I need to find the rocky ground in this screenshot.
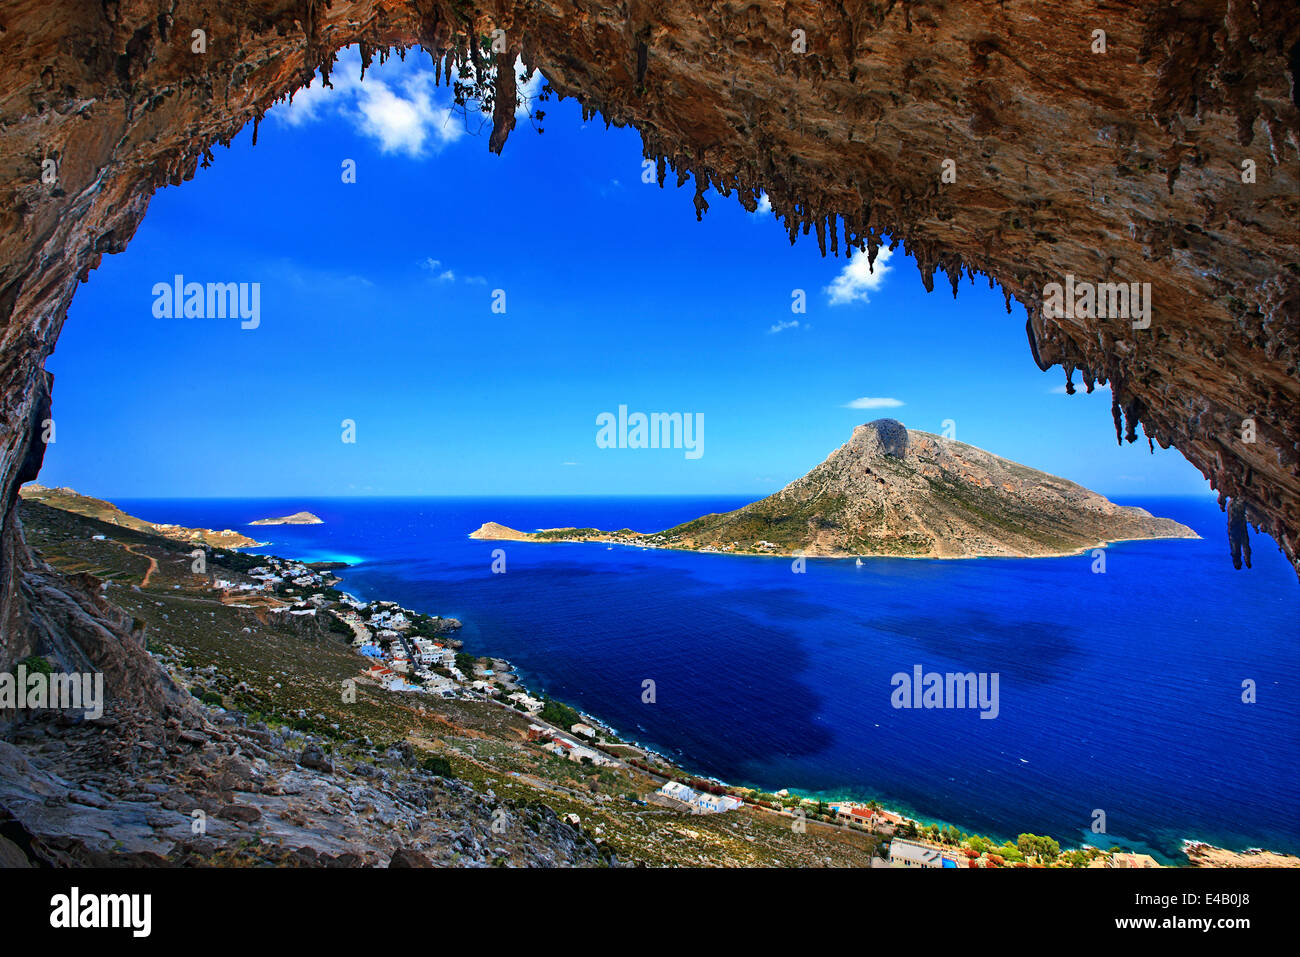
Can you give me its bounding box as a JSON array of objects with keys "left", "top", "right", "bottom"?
[
  {"left": 1184, "top": 843, "right": 1300, "bottom": 868},
  {"left": 0, "top": 707, "right": 606, "bottom": 868},
  {"left": 0, "top": 497, "right": 881, "bottom": 867}
]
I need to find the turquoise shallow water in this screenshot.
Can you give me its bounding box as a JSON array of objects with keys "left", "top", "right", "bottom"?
[{"left": 120, "top": 494, "right": 1300, "bottom": 861}]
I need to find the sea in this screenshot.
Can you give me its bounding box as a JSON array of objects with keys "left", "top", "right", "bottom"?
[{"left": 116, "top": 494, "right": 1299, "bottom": 862}]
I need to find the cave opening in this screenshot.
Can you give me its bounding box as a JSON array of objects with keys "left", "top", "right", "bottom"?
[
  {"left": 1, "top": 0, "right": 1298, "bottom": 878},
  {"left": 35, "top": 44, "right": 1226, "bottom": 515}
]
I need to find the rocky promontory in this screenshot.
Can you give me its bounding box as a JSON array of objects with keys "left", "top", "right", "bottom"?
[{"left": 19, "top": 485, "right": 262, "bottom": 549}]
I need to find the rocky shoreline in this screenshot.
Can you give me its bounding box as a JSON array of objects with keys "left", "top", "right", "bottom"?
[{"left": 470, "top": 522, "right": 1198, "bottom": 562}]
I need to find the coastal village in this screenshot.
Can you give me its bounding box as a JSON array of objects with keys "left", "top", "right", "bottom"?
[{"left": 216, "top": 555, "right": 645, "bottom": 771}]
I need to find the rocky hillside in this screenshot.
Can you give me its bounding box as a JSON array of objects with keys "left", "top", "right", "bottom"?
[
  {"left": 474, "top": 420, "right": 1197, "bottom": 558},
  {"left": 19, "top": 484, "right": 261, "bottom": 549},
  {"left": 1, "top": 496, "right": 883, "bottom": 867}
]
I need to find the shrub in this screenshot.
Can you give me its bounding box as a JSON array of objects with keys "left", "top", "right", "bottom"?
[
  {"left": 421, "top": 755, "right": 455, "bottom": 777},
  {"left": 539, "top": 697, "right": 581, "bottom": 729},
  {"left": 18, "top": 655, "right": 53, "bottom": 676}
]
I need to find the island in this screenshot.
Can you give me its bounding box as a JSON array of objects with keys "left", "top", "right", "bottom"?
[
  {"left": 250, "top": 511, "right": 324, "bottom": 526},
  {"left": 471, "top": 419, "right": 1199, "bottom": 559}
]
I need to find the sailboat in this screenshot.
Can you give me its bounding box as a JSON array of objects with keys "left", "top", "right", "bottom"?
[{"left": 855, "top": 558, "right": 864, "bottom": 566}]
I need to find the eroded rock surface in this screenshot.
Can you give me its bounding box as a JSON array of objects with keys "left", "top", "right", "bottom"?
[
  {"left": 0, "top": 708, "right": 607, "bottom": 867},
  {"left": 0, "top": 1, "right": 1297, "bottom": 679}
]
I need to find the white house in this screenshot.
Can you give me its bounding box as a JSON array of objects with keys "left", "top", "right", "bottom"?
[
  {"left": 658, "top": 781, "right": 699, "bottom": 804},
  {"left": 696, "top": 793, "right": 743, "bottom": 813},
  {"left": 888, "top": 839, "right": 948, "bottom": 868},
  {"left": 508, "top": 691, "right": 543, "bottom": 713}
]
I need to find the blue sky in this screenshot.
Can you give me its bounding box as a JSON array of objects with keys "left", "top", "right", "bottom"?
[{"left": 40, "top": 47, "right": 1212, "bottom": 499}]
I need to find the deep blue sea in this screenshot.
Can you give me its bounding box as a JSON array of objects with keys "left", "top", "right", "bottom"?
[{"left": 117, "top": 494, "right": 1299, "bottom": 862}]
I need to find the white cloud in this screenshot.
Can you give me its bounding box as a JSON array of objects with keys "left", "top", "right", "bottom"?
[
  {"left": 420, "top": 258, "right": 452, "bottom": 279},
  {"left": 1049, "top": 384, "right": 1069, "bottom": 394},
  {"left": 753, "top": 192, "right": 772, "bottom": 216},
  {"left": 357, "top": 80, "right": 432, "bottom": 155},
  {"left": 825, "top": 245, "right": 894, "bottom": 306},
  {"left": 356, "top": 69, "right": 466, "bottom": 157},
  {"left": 274, "top": 57, "right": 361, "bottom": 126},
  {"left": 269, "top": 45, "right": 513, "bottom": 158},
  {"left": 768, "top": 319, "right": 805, "bottom": 334},
  {"left": 842, "top": 397, "right": 904, "bottom": 409},
  {"left": 275, "top": 257, "right": 374, "bottom": 290}
]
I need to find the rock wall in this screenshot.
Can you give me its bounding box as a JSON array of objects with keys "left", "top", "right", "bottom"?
[{"left": 0, "top": 1, "right": 1297, "bottom": 667}]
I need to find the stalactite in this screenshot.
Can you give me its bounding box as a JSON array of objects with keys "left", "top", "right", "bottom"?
[
  {"left": 488, "top": 49, "right": 518, "bottom": 154},
  {"left": 918, "top": 255, "right": 936, "bottom": 294},
  {"left": 1228, "top": 498, "right": 1253, "bottom": 569},
  {"left": 469, "top": 29, "right": 482, "bottom": 77},
  {"left": 693, "top": 172, "right": 709, "bottom": 221}
]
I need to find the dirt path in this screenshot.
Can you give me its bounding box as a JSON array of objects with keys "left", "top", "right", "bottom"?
[{"left": 121, "top": 543, "right": 159, "bottom": 587}]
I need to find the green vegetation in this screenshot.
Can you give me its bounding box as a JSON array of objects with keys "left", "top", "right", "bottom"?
[
  {"left": 539, "top": 697, "right": 582, "bottom": 729},
  {"left": 420, "top": 755, "right": 455, "bottom": 777},
  {"left": 216, "top": 550, "right": 270, "bottom": 573},
  {"left": 664, "top": 493, "right": 853, "bottom": 549},
  {"left": 193, "top": 688, "right": 224, "bottom": 707},
  {"left": 1016, "top": 832, "right": 1061, "bottom": 862},
  {"left": 18, "top": 655, "right": 53, "bottom": 675},
  {"left": 532, "top": 527, "right": 601, "bottom": 540}
]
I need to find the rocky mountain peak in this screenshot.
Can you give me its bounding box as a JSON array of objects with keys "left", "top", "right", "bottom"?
[{"left": 850, "top": 419, "right": 911, "bottom": 459}]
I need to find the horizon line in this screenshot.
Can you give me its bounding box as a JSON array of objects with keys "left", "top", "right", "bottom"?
[{"left": 84, "top": 490, "right": 1223, "bottom": 501}]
